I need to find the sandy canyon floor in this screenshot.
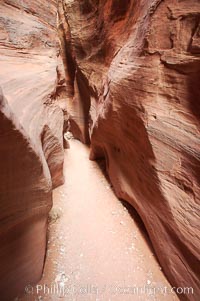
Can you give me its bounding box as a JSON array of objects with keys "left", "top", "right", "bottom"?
[{"left": 19, "top": 139, "right": 179, "bottom": 301}]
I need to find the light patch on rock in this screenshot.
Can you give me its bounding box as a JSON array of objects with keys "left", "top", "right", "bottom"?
[{"left": 48, "top": 206, "right": 63, "bottom": 223}]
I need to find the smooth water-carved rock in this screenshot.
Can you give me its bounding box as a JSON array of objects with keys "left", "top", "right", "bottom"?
[
  {"left": 0, "top": 89, "right": 52, "bottom": 301},
  {"left": 59, "top": 1, "right": 200, "bottom": 300},
  {"left": 0, "top": 1, "right": 65, "bottom": 299}
]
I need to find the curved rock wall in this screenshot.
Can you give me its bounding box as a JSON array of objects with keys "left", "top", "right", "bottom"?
[
  {"left": 0, "top": 1, "right": 66, "bottom": 299},
  {"left": 59, "top": 1, "right": 200, "bottom": 300},
  {"left": 0, "top": 89, "right": 52, "bottom": 300}
]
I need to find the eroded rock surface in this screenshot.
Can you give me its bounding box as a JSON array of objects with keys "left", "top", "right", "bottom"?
[
  {"left": 0, "top": 89, "right": 52, "bottom": 300},
  {"left": 59, "top": 1, "right": 200, "bottom": 300},
  {"left": 0, "top": 1, "right": 66, "bottom": 299}
]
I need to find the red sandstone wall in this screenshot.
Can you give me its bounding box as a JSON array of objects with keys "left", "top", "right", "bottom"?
[
  {"left": 0, "top": 1, "right": 66, "bottom": 299},
  {"left": 59, "top": 1, "right": 200, "bottom": 300}
]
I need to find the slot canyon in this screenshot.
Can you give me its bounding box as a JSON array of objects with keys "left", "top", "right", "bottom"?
[{"left": 0, "top": 0, "right": 199, "bottom": 301}]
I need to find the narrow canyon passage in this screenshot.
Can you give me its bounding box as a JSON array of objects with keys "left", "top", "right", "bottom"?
[
  {"left": 20, "top": 139, "right": 178, "bottom": 301},
  {"left": 0, "top": 1, "right": 199, "bottom": 300}
]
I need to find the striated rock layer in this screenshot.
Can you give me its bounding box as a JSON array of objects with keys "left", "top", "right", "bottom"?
[
  {"left": 59, "top": 0, "right": 200, "bottom": 300},
  {"left": 0, "top": 1, "right": 66, "bottom": 299}
]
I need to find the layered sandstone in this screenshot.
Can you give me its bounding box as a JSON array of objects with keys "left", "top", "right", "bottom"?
[
  {"left": 0, "top": 1, "right": 66, "bottom": 299},
  {"left": 59, "top": 1, "right": 200, "bottom": 300}
]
